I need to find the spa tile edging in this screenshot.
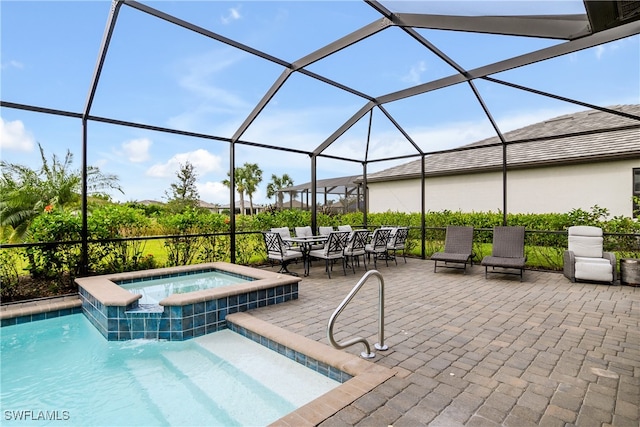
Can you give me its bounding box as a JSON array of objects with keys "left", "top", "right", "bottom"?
[
  {"left": 226, "top": 312, "right": 396, "bottom": 427},
  {"left": 75, "top": 263, "right": 301, "bottom": 341}
]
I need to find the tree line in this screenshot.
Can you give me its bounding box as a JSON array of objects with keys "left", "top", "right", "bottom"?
[{"left": 0, "top": 145, "right": 295, "bottom": 243}]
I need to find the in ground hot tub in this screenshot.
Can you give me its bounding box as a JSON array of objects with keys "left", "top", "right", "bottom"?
[{"left": 76, "top": 262, "right": 301, "bottom": 341}]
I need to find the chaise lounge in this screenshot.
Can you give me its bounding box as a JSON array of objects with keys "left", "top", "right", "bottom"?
[
  {"left": 481, "top": 226, "right": 527, "bottom": 281},
  {"left": 431, "top": 226, "right": 474, "bottom": 274}
]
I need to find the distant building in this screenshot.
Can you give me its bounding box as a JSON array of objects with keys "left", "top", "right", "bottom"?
[
  {"left": 215, "top": 200, "right": 266, "bottom": 215},
  {"left": 363, "top": 105, "right": 640, "bottom": 218}
]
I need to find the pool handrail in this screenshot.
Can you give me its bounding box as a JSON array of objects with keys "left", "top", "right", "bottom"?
[{"left": 327, "top": 270, "right": 388, "bottom": 359}]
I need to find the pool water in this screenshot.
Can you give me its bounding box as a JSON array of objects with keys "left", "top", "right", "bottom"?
[
  {"left": 118, "top": 271, "right": 250, "bottom": 305},
  {"left": 1, "top": 315, "right": 339, "bottom": 426}
]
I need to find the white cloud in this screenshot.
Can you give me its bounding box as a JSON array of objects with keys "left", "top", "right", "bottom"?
[
  {"left": 0, "top": 60, "right": 24, "bottom": 70},
  {"left": 198, "top": 181, "right": 229, "bottom": 204},
  {"left": 177, "top": 49, "right": 249, "bottom": 108},
  {"left": 0, "top": 118, "right": 35, "bottom": 152},
  {"left": 402, "top": 60, "right": 427, "bottom": 85},
  {"left": 221, "top": 6, "right": 242, "bottom": 24},
  {"left": 121, "top": 137, "right": 152, "bottom": 163},
  {"left": 146, "top": 149, "right": 223, "bottom": 178}
]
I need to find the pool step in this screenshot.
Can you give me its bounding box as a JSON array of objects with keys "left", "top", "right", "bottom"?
[
  {"left": 160, "top": 345, "right": 292, "bottom": 426},
  {"left": 125, "top": 357, "right": 231, "bottom": 426},
  {"left": 195, "top": 330, "right": 339, "bottom": 407}
]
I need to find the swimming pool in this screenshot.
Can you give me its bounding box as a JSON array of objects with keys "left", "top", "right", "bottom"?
[
  {"left": 117, "top": 270, "right": 251, "bottom": 305},
  {"left": 0, "top": 314, "right": 340, "bottom": 426}
]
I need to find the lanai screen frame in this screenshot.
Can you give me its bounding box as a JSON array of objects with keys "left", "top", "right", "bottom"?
[{"left": 2, "top": 0, "right": 640, "bottom": 272}]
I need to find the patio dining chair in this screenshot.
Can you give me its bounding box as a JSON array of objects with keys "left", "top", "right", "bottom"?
[
  {"left": 308, "top": 231, "right": 349, "bottom": 278},
  {"left": 365, "top": 228, "right": 392, "bottom": 268},
  {"left": 480, "top": 226, "right": 527, "bottom": 281},
  {"left": 318, "top": 226, "right": 334, "bottom": 236},
  {"left": 431, "top": 226, "right": 474, "bottom": 273},
  {"left": 342, "top": 229, "right": 369, "bottom": 273},
  {"left": 270, "top": 227, "right": 300, "bottom": 251},
  {"left": 386, "top": 227, "right": 409, "bottom": 265},
  {"left": 263, "top": 232, "right": 303, "bottom": 276},
  {"left": 294, "top": 226, "right": 324, "bottom": 250}
]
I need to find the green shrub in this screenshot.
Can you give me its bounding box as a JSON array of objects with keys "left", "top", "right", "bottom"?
[
  {"left": 0, "top": 248, "right": 21, "bottom": 299},
  {"left": 25, "top": 210, "right": 82, "bottom": 280}
]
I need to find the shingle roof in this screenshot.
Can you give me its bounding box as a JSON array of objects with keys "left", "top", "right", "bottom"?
[
  {"left": 366, "top": 105, "right": 640, "bottom": 182},
  {"left": 278, "top": 175, "right": 362, "bottom": 195}
]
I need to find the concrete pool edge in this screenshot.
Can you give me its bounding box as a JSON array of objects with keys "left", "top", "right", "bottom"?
[
  {"left": 1, "top": 295, "right": 82, "bottom": 325},
  {"left": 75, "top": 262, "right": 301, "bottom": 307},
  {"left": 75, "top": 262, "right": 302, "bottom": 340},
  {"left": 226, "top": 312, "right": 397, "bottom": 427}
]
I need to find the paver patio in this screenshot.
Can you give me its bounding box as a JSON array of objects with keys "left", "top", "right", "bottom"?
[{"left": 252, "top": 257, "right": 639, "bottom": 426}]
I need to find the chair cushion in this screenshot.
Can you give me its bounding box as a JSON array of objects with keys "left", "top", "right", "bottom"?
[
  {"left": 318, "top": 226, "right": 334, "bottom": 236},
  {"left": 295, "top": 226, "right": 313, "bottom": 238},
  {"left": 344, "top": 248, "right": 365, "bottom": 256},
  {"left": 574, "top": 256, "right": 611, "bottom": 265},
  {"left": 308, "top": 249, "right": 342, "bottom": 260},
  {"left": 338, "top": 225, "right": 352, "bottom": 232},
  {"left": 569, "top": 226, "right": 602, "bottom": 237},
  {"left": 365, "top": 244, "right": 386, "bottom": 253},
  {"left": 575, "top": 260, "right": 613, "bottom": 282},
  {"left": 271, "top": 227, "right": 291, "bottom": 239},
  {"left": 569, "top": 236, "right": 603, "bottom": 258}
]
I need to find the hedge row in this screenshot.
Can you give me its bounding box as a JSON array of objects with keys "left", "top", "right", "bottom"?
[{"left": 1, "top": 204, "right": 638, "bottom": 300}]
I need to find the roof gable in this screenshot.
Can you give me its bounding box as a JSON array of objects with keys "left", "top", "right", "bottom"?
[{"left": 367, "top": 105, "right": 640, "bottom": 181}]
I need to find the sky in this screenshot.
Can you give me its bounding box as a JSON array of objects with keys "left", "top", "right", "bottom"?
[{"left": 1, "top": 0, "right": 639, "bottom": 206}]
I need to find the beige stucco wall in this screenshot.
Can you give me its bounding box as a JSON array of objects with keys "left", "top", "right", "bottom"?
[{"left": 368, "top": 159, "right": 639, "bottom": 217}]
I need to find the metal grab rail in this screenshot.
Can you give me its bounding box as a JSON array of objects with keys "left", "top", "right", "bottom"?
[{"left": 327, "top": 270, "right": 388, "bottom": 359}]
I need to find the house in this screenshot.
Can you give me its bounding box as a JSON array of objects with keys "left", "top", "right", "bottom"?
[
  {"left": 363, "top": 105, "right": 640, "bottom": 218},
  {"left": 215, "top": 200, "right": 266, "bottom": 215}
]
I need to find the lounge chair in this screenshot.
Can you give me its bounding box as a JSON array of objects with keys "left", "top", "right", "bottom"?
[
  {"left": 309, "top": 231, "right": 349, "bottom": 278},
  {"left": 563, "top": 226, "right": 616, "bottom": 284},
  {"left": 481, "top": 226, "right": 527, "bottom": 281},
  {"left": 343, "top": 229, "right": 369, "bottom": 273},
  {"left": 263, "top": 232, "right": 303, "bottom": 276},
  {"left": 365, "top": 228, "right": 392, "bottom": 268},
  {"left": 431, "top": 226, "right": 474, "bottom": 273},
  {"left": 387, "top": 227, "right": 409, "bottom": 265}
]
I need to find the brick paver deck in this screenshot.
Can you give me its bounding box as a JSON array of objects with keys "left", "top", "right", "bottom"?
[{"left": 252, "top": 257, "right": 639, "bottom": 426}]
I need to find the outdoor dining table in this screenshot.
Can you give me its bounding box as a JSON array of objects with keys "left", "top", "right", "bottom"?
[{"left": 284, "top": 235, "right": 328, "bottom": 276}]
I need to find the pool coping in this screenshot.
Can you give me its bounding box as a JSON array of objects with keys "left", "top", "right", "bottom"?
[
  {"left": 75, "top": 262, "right": 302, "bottom": 341},
  {"left": 0, "top": 294, "right": 82, "bottom": 323},
  {"left": 226, "top": 312, "right": 397, "bottom": 427},
  {"left": 74, "top": 262, "right": 301, "bottom": 307}
]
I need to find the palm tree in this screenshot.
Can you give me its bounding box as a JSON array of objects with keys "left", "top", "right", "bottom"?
[
  {"left": 0, "top": 143, "right": 122, "bottom": 241},
  {"left": 266, "top": 173, "right": 294, "bottom": 209},
  {"left": 223, "top": 166, "right": 248, "bottom": 215},
  {"left": 242, "top": 163, "right": 262, "bottom": 215}
]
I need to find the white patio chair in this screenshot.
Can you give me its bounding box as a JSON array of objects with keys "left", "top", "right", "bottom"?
[
  {"left": 263, "top": 232, "right": 303, "bottom": 276},
  {"left": 387, "top": 227, "right": 409, "bottom": 265},
  {"left": 343, "top": 229, "right": 369, "bottom": 273},
  {"left": 563, "top": 226, "right": 616, "bottom": 284},
  {"left": 365, "top": 228, "right": 392, "bottom": 268},
  {"left": 308, "top": 231, "right": 349, "bottom": 278}
]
